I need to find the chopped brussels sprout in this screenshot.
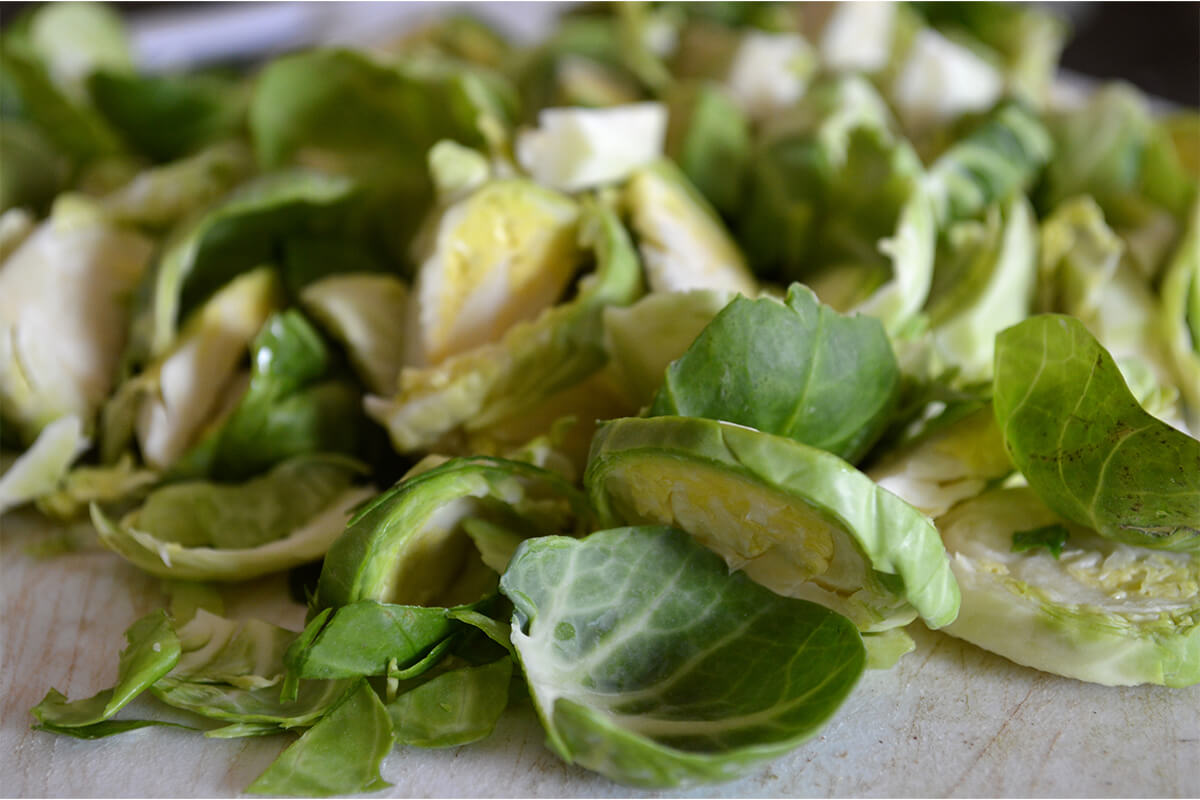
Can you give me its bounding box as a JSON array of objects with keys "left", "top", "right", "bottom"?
[
  {"left": 100, "top": 142, "right": 256, "bottom": 228},
  {"left": 925, "top": 194, "right": 1038, "bottom": 383},
  {"left": 724, "top": 31, "right": 816, "bottom": 121},
  {"left": 819, "top": 1, "right": 898, "bottom": 74},
  {"left": 867, "top": 406, "right": 1012, "bottom": 519},
  {"left": 135, "top": 267, "right": 281, "bottom": 471},
  {"left": 1159, "top": 201, "right": 1200, "bottom": 431},
  {"left": 939, "top": 488, "right": 1199, "bottom": 687},
  {"left": 586, "top": 416, "right": 960, "bottom": 631},
  {"left": 0, "top": 206, "right": 153, "bottom": 444},
  {"left": 0, "top": 414, "right": 87, "bottom": 516},
  {"left": 602, "top": 288, "right": 735, "bottom": 409},
  {"left": 406, "top": 177, "right": 581, "bottom": 367},
  {"left": 623, "top": 160, "right": 756, "bottom": 296},
  {"left": 516, "top": 103, "right": 668, "bottom": 192},
  {"left": 365, "top": 201, "right": 642, "bottom": 453},
  {"left": 889, "top": 28, "right": 1004, "bottom": 132}
]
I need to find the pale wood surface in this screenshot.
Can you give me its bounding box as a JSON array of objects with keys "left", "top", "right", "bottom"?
[{"left": 2, "top": 508, "right": 1197, "bottom": 798}]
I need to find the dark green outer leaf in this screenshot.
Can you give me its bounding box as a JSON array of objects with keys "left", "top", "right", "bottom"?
[
  {"left": 649, "top": 284, "right": 899, "bottom": 464},
  {"left": 500, "top": 526, "right": 864, "bottom": 788},
  {"left": 88, "top": 69, "right": 246, "bottom": 162},
  {"left": 246, "top": 680, "right": 394, "bottom": 797},
  {"left": 993, "top": 314, "right": 1200, "bottom": 551}
]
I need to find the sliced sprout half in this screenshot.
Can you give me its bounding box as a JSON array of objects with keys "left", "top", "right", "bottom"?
[
  {"left": 938, "top": 487, "right": 1200, "bottom": 687},
  {"left": 365, "top": 200, "right": 643, "bottom": 454},
  {"left": 926, "top": 193, "right": 1038, "bottom": 383},
  {"left": 405, "top": 177, "right": 582, "bottom": 367},
  {"left": 586, "top": 416, "right": 960, "bottom": 631},
  {"left": 0, "top": 208, "right": 153, "bottom": 444},
  {"left": 867, "top": 405, "right": 1012, "bottom": 519},
  {"left": 623, "top": 160, "right": 757, "bottom": 296},
  {"left": 516, "top": 102, "right": 668, "bottom": 193}
]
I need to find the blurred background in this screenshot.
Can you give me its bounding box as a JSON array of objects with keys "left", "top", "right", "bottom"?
[{"left": 1, "top": 1, "right": 1197, "bottom": 106}]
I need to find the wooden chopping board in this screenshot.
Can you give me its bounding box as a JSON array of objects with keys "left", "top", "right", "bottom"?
[{"left": 2, "top": 507, "right": 1197, "bottom": 798}]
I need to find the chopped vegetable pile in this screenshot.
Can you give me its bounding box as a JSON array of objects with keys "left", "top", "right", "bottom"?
[{"left": 2, "top": 1, "right": 1198, "bottom": 793}]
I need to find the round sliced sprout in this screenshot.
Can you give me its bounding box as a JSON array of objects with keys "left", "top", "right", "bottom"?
[
  {"left": 406, "top": 178, "right": 582, "bottom": 367},
  {"left": 136, "top": 267, "right": 282, "bottom": 470},
  {"left": 300, "top": 272, "right": 410, "bottom": 396},
  {"left": 623, "top": 161, "right": 757, "bottom": 296},
  {"left": 0, "top": 208, "right": 153, "bottom": 444},
  {"left": 938, "top": 487, "right": 1200, "bottom": 687},
  {"left": 314, "top": 456, "right": 591, "bottom": 612},
  {"left": 516, "top": 103, "right": 668, "bottom": 193},
  {"left": 586, "top": 416, "right": 960, "bottom": 631}
]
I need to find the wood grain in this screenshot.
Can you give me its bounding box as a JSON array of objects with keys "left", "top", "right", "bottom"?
[{"left": 2, "top": 508, "right": 1197, "bottom": 798}]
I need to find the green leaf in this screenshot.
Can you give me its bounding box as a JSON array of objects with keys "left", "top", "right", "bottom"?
[
  {"left": 388, "top": 658, "right": 512, "bottom": 747},
  {"left": 500, "top": 526, "right": 864, "bottom": 788},
  {"left": 246, "top": 680, "right": 394, "bottom": 797},
  {"left": 152, "top": 677, "right": 350, "bottom": 730},
  {"left": 993, "top": 315, "right": 1200, "bottom": 551},
  {"left": 285, "top": 602, "right": 456, "bottom": 680},
  {"left": 649, "top": 284, "right": 899, "bottom": 463},
  {"left": 32, "top": 611, "right": 180, "bottom": 732},
  {"left": 1011, "top": 523, "right": 1070, "bottom": 558},
  {"left": 34, "top": 716, "right": 194, "bottom": 739},
  {"left": 136, "top": 456, "right": 362, "bottom": 550},
  {"left": 88, "top": 70, "right": 246, "bottom": 162},
  {"left": 0, "top": 45, "right": 123, "bottom": 167}
]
